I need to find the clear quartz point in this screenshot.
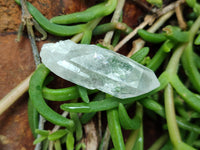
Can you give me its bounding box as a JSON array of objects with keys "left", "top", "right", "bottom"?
[{"left": 40, "top": 40, "right": 160, "bottom": 99}]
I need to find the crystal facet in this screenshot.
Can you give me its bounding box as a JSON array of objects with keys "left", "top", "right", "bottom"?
[{"left": 40, "top": 40, "right": 160, "bottom": 99}]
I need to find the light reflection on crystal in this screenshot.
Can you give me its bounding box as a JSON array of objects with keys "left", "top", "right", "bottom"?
[{"left": 40, "top": 40, "right": 160, "bottom": 99}]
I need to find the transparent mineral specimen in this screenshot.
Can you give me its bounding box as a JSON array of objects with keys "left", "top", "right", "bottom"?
[{"left": 40, "top": 40, "right": 160, "bottom": 99}]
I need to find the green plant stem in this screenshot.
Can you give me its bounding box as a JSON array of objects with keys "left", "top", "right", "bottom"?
[
  {"left": 170, "top": 75, "right": 200, "bottom": 112},
  {"left": 193, "top": 140, "right": 200, "bottom": 148},
  {"left": 148, "top": 134, "right": 168, "bottom": 150},
  {"left": 162, "top": 41, "right": 200, "bottom": 112},
  {"left": 60, "top": 70, "right": 169, "bottom": 113},
  {"left": 132, "top": 124, "right": 143, "bottom": 150},
  {"left": 107, "top": 108, "right": 125, "bottom": 150},
  {"left": 29, "top": 64, "right": 74, "bottom": 129},
  {"left": 112, "top": 14, "right": 123, "bottom": 47},
  {"left": 176, "top": 102, "right": 190, "bottom": 121},
  {"left": 66, "top": 132, "right": 75, "bottom": 150},
  {"left": 19, "top": 2, "right": 45, "bottom": 150},
  {"left": 163, "top": 25, "right": 189, "bottom": 43},
  {"left": 130, "top": 47, "right": 149, "bottom": 63},
  {"left": 80, "top": 92, "right": 105, "bottom": 124},
  {"left": 160, "top": 140, "right": 173, "bottom": 150},
  {"left": 147, "top": 40, "right": 175, "bottom": 71},
  {"left": 140, "top": 97, "right": 200, "bottom": 133},
  {"left": 139, "top": 98, "right": 165, "bottom": 117},
  {"left": 189, "top": 15, "right": 200, "bottom": 39},
  {"left": 186, "top": 131, "right": 199, "bottom": 146},
  {"left": 81, "top": 17, "right": 102, "bottom": 44},
  {"left": 118, "top": 103, "right": 141, "bottom": 130},
  {"left": 70, "top": 112, "right": 83, "bottom": 141},
  {"left": 77, "top": 86, "right": 90, "bottom": 103},
  {"left": 28, "top": 99, "right": 39, "bottom": 138},
  {"left": 98, "top": 126, "right": 110, "bottom": 150},
  {"left": 42, "top": 86, "right": 97, "bottom": 101},
  {"left": 137, "top": 29, "right": 167, "bottom": 43},
  {"left": 93, "top": 22, "right": 132, "bottom": 35},
  {"left": 50, "top": 0, "right": 117, "bottom": 24},
  {"left": 176, "top": 142, "right": 196, "bottom": 150},
  {"left": 164, "top": 84, "right": 181, "bottom": 148},
  {"left": 182, "top": 41, "right": 200, "bottom": 93},
  {"left": 125, "top": 103, "right": 143, "bottom": 150},
  {"left": 131, "top": 103, "right": 143, "bottom": 150},
  {"left": 181, "top": 15, "right": 200, "bottom": 93},
  {"left": 165, "top": 43, "right": 187, "bottom": 74},
  {"left": 164, "top": 84, "right": 196, "bottom": 150},
  {"left": 193, "top": 53, "right": 200, "bottom": 69},
  {"left": 125, "top": 130, "right": 139, "bottom": 150},
  {"left": 54, "top": 140, "right": 62, "bottom": 150},
  {"left": 103, "top": 0, "right": 125, "bottom": 45},
  {"left": 194, "top": 33, "right": 200, "bottom": 45},
  {"left": 15, "top": 0, "right": 87, "bottom": 36}
]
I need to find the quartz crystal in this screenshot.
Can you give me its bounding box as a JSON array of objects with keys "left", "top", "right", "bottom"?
[{"left": 40, "top": 40, "right": 160, "bottom": 99}]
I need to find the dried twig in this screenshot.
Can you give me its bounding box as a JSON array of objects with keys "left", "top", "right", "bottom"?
[
  {"left": 133, "top": 0, "right": 156, "bottom": 13},
  {"left": 103, "top": 0, "right": 125, "bottom": 46},
  {"left": 1, "top": 0, "right": 48, "bottom": 116},
  {"left": 0, "top": 73, "right": 33, "bottom": 115},
  {"left": 20, "top": 0, "right": 41, "bottom": 66},
  {"left": 175, "top": 5, "right": 187, "bottom": 30},
  {"left": 97, "top": 112, "right": 102, "bottom": 142},
  {"left": 148, "top": 10, "right": 175, "bottom": 33},
  {"left": 18, "top": 1, "right": 47, "bottom": 150},
  {"left": 100, "top": 126, "right": 111, "bottom": 150},
  {"left": 71, "top": 33, "right": 84, "bottom": 43},
  {"left": 48, "top": 111, "right": 69, "bottom": 150},
  {"left": 127, "top": 10, "right": 174, "bottom": 56},
  {"left": 156, "top": 0, "right": 185, "bottom": 17},
  {"left": 127, "top": 38, "right": 145, "bottom": 57},
  {"left": 114, "top": 0, "right": 185, "bottom": 52},
  {"left": 114, "top": 15, "right": 156, "bottom": 52},
  {"left": 84, "top": 121, "right": 98, "bottom": 150}
]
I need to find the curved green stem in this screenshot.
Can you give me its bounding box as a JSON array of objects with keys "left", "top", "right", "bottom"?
[
  {"left": 164, "top": 84, "right": 196, "bottom": 150},
  {"left": 148, "top": 134, "right": 168, "bottom": 150},
  {"left": 147, "top": 40, "right": 175, "bottom": 71},
  {"left": 170, "top": 75, "right": 200, "bottom": 112},
  {"left": 93, "top": 22, "right": 132, "bottom": 35},
  {"left": 186, "top": 131, "right": 199, "bottom": 146},
  {"left": 50, "top": 0, "right": 117, "bottom": 24},
  {"left": 141, "top": 98, "right": 200, "bottom": 133},
  {"left": 118, "top": 103, "right": 141, "bottom": 130},
  {"left": 29, "top": 64, "right": 74, "bottom": 129},
  {"left": 181, "top": 15, "right": 200, "bottom": 93},
  {"left": 42, "top": 86, "right": 97, "bottom": 101},
  {"left": 181, "top": 42, "right": 200, "bottom": 93},
  {"left": 15, "top": 0, "right": 87, "bottom": 36},
  {"left": 107, "top": 108, "right": 125, "bottom": 150},
  {"left": 165, "top": 43, "right": 187, "bottom": 74},
  {"left": 125, "top": 103, "right": 143, "bottom": 150},
  {"left": 81, "top": 17, "right": 102, "bottom": 44},
  {"left": 189, "top": 15, "right": 200, "bottom": 39},
  {"left": 164, "top": 84, "right": 181, "bottom": 147},
  {"left": 28, "top": 98, "right": 39, "bottom": 138}
]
